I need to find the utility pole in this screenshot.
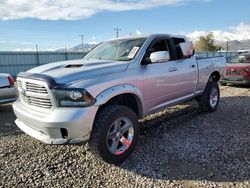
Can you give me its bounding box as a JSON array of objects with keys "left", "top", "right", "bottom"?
[
  {"left": 114, "top": 27, "right": 121, "bottom": 38},
  {"left": 65, "top": 45, "right": 68, "bottom": 60},
  {"left": 225, "top": 37, "right": 230, "bottom": 52},
  {"left": 79, "top": 34, "right": 85, "bottom": 51},
  {"left": 35, "top": 44, "right": 39, "bottom": 66}
]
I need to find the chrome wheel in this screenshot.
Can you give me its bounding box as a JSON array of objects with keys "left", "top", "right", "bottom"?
[
  {"left": 106, "top": 117, "right": 134, "bottom": 155},
  {"left": 209, "top": 87, "right": 218, "bottom": 108}
]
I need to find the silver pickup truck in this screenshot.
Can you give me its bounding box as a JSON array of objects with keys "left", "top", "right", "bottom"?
[{"left": 13, "top": 34, "right": 226, "bottom": 164}]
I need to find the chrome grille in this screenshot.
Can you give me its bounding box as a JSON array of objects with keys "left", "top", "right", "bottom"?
[
  {"left": 28, "top": 96, "right": 52, "bottom": 109},
  {"left": 17, "top": 79, "right": 52, "bottom": 109},
  {"left": 17, "top": 80, "right": 22, "bottom": 88},
  {"left": 26, "top": 82, "right": 48, "bottom": 94}
]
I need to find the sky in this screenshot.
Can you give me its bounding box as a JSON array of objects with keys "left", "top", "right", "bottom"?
[{"left": 0, "top": 0, "right": 250, "bottom": 51}]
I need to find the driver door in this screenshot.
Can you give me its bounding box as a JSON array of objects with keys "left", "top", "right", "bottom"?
[{"left": 142, "top": 38, "right": 184, "bottom": 114}]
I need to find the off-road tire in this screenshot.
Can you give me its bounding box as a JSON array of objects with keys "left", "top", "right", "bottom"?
[
  {"left": 197, "top": 81, "right": 220, "bottom": 112},
  {"left": 89, "top": 105, "right": 139, "bottom": 164}
]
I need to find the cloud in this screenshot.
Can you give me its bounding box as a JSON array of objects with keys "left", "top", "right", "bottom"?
[
  {"left": 20, "top": 41, "right": 33, "bottom": 45},
  {"left": 187, "top": 22, "right": 250, "bottom": 42},
  {"left": 0, "top": 0, "right": 208, "bottom": 20},
  {"left": 45, "top": 48, "right": 57, "bottom": 51},
  {"left": 136, "top": 30, "right": 142, "bottom": 35},
  {"left": 13, "top": 47, "right": 59, "bottom": 51},
  {"left": 89, "top": 41, "right": 98, "bottom": 45},
  {"left": 13, "top": 48, "right": 36, "bottom": 51},
  {"left": 88, "top": 36, "right": 100, "bottom": 45}
]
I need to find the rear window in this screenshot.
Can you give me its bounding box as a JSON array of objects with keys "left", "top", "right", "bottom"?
[
  {"left": 172, "top": 37, "right": 186, "bottom": 60},
  {"left": 230, "top": 53, "right": 250, "bottom": 64}
]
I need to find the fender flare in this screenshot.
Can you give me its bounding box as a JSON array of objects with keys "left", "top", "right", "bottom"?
[{"left": 94, "top": 84, "right": 144, "bottom": 118}]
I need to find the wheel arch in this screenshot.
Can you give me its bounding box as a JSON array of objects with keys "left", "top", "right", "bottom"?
[
  {"left": 95, "top": 84, "right": 144, "bottom": 119},
  {"left": 208, "top": 71, "right": 221, "bottom": 82}
]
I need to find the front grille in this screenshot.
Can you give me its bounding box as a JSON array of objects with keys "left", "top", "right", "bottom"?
[
  {"left": 17, "top": 80, "right": 22, "bottom": 88},
  {"left": 17, "top": 79, "right": 52, "bottom": 109},
  {"left": 28, "top": 96, "right": 52, "bottom": 109},
  {"left": 226, "top": 70, "right": 241, "bottom": 75},
  {"left": 26, "top": 82, "right": 48, "bottom": 94}
]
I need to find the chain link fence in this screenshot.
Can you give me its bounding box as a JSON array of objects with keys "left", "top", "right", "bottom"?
[
  {"left": 0, "top": 51, "right": 239, "bottom": 76},
  {"left": 0, "top": 51, "right": 86, "bottom": 76}
]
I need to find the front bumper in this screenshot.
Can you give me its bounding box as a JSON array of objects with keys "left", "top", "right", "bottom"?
[
  {"left": 221, "top": 76, "right": 250, "bottom": 85},
  {"left": 13, "top": 99, "right": 98, "bottom": 144}
]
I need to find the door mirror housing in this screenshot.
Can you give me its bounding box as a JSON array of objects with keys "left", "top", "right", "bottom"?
[
  {"left": 150, "top": 51, "right": 170, "bottom": 63},
  {"left": 179, "top": 42, "right": 194, "bottom": 58}
]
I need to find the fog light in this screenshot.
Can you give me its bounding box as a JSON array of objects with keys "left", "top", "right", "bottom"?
[{"left": 60, "top": 128, "right": 68, "bottom": 139}]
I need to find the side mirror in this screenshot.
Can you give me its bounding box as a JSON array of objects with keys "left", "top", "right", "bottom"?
[
  {"left": 179, "top": 42, "right": 194, "bottom": 58},
  {"left": 150, "top": 51, "right": 170, "bottom": 63}
]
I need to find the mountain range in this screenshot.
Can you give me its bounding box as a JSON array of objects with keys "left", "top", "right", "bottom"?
[
  {"left": 215, "top": 39, "right": 250, "bottom": 51},
  {"left": 57, "top": 39, "right": 250, "bottom": 52},
  {"left": 57, "top": 43, "right": 96, "bottom": 52}
]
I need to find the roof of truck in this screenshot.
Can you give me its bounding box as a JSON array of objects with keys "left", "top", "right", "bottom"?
[{"left": 107, "top": 34, "right": 188, "bottom": 41}]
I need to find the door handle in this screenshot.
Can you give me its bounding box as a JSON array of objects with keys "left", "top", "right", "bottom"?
[
  {"left": 190, "top": 64, "right": 196, "bottom": 68},
  {"left": 168, "top": 67, "right": 177, "bottom": 72}
]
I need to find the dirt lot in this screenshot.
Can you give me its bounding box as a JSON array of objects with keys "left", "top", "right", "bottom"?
[{"left": 0, "top": 85, "right": 249, "bottom": 188}]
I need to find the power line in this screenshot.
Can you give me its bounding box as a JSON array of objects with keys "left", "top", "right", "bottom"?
[{"left": 114, "top": 27, "right": 122, "bottom": 38}]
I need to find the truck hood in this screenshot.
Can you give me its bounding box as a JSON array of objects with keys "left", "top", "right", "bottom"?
[{"left": 27, "top": 59, "right": 129, "bottom": 84}]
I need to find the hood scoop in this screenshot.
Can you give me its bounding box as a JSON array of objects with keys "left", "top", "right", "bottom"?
[{"left": 65, "top": 64, "right": 84, "bottom": 68}]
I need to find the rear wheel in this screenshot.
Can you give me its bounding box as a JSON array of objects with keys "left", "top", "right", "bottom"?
[
  {"left": 89, "top": 105, "right": 139, "bottom": 164},
  {"left": 197, "top": 81, "right": 220, "bottom": 112}
]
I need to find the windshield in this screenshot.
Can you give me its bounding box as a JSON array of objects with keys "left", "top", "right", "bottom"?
[
  {"left": 230, "top": 53, "right": 250, "bottom": 64},
  {"left": 84, "top": 37, "right": 147, "bottom": 61}
]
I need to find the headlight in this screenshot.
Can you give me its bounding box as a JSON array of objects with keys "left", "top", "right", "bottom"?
[
  {"left": 52, "top": 88, "right": 96, "bottom": 107},
  {"left": 245, "top": 68, "right": 250, "bottom": 72}
]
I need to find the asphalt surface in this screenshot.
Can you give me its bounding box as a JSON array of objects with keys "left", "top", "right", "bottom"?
[{"left": 0, "top": 85, "right": 249, "bottom": 187}]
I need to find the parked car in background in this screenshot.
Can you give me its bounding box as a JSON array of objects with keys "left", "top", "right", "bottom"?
[
  {"left": 221, "top": 52, "right": 250, "bottom": 85},
  {"left": 0, "top": 73, "right": 17, "bottom": 105},
  {"left": 13, "top": 34, "right": 226, "bottom": 164}
]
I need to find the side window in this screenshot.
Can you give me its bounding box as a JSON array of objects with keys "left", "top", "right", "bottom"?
[
  {"left": 146, "top": 39, "right": 171, "bottom": 63},
  {"left": 149, "top": 40, "right": 168, "bottom": 53},
  {"left": 172, "top": 37, "right": 186, "bottom": 60}
]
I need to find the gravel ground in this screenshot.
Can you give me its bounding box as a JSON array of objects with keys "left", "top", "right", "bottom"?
[{"left": 0, "top": 85, "right": 249, "bottom": 188}]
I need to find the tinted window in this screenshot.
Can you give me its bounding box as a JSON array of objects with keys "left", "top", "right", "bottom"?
[
  {"left": 149, "top": 40, "right": 168, "bottom": 52},
  {"left": 144, "top": 39, "right": 171, "bottom": 63},
  {"left": 230, "top": 53, "right": 250, "bottom": 64},
  {"left": 172, "top": 37, "right": 186, "bottom": 60},
  {"left": 84, "top": 37, "right": 147, "bottom": 61}
]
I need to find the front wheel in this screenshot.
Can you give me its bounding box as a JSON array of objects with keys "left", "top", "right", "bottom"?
[
  {"left": 197, "top": 81, "right": 220, "bottom": 112},
  {"left": 89, "top": 105, "right": 139, "bottom": 164}
]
